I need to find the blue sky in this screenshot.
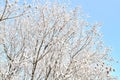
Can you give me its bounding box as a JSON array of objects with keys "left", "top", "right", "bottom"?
[{"left": 70, "top": 0, "right": 120, "bottom": 78}]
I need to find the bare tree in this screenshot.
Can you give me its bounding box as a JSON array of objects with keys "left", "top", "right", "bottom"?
[{"left": 0, "top": 0, "right": 117, "bottom": 80}]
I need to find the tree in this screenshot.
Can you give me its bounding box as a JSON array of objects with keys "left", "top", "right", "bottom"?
[{"left": 0, "top": 0, "right": 117, "bottom": 80}]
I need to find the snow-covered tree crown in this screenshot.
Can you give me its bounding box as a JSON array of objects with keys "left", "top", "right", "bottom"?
[{"left": 0, "top": 0, "right": 117, "bottom": 80}]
